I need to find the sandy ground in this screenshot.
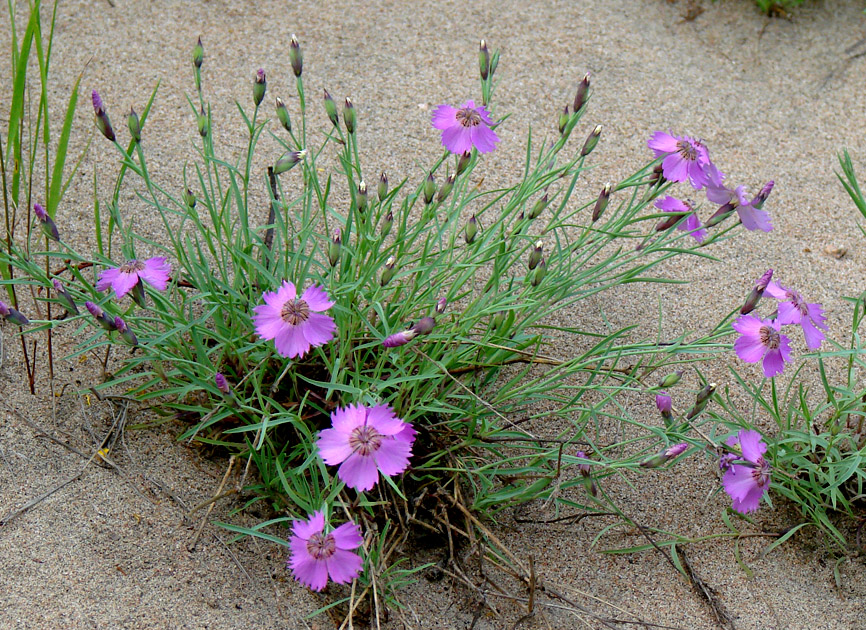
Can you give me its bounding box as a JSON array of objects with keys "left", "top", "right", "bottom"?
[{"left": 2, "top": 0, "right": 866, "bottom": 628}]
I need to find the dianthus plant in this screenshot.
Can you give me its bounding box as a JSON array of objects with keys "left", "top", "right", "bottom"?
[{"left": 2, "top": 35, "right": 768, "bottom": 618}]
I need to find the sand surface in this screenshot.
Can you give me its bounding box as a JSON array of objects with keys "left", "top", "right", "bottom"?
[{"left": 2, "top": 0, "right": 866, "bottom": 628}]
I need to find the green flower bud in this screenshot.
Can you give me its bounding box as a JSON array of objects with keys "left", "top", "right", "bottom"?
[
  {"left": 658, "top": 370, "right": 684, "bottom": 389},
  {"left": 380, "top": 210, "right": 393, "bottom": 237},
  {"left": 528, "top": 240, "right": 543, "bottom": 270},
  {"left": 457, "top": 151, "right": 472, "bottom": 175},
  {"left": 323, "top": 89, "right": 339, "bottom": 127},
  {"left": 558, "top": 105, "right": 570, "bottom": 135},
  {"left": 183, "top": 188, "right": 196, "bottom": 210},
  {"left": 437, "top": 173, "right": 455, "bottom": 203},
  {"left": 193, "top": 36, "right": 204, "bottom": 69},
  {"left": 355, "top": 181, "right": 368, "bottom": 213},
  {"left": 378, "top": 171, "right": 389, "bottom": 201},
  {"left": 479, "top": 39, "right": 490, "bottom": 80},
  {"left": 289, "top": 34, "right": 303, "bottom": 77},
  {"left": 581, "top": 124, "right": 602, "bottom": 157},
  {"left": 530, "top": 257, "right": 547, "bottom": 287},
  {"left": 592, "top": 183, "right": 612, "bottom": 222},
  {"left": 490, "top": 310, "right": 505, "bottom": 331},
  {"left": 529, "top": 193, "right": 548, "bottom": 220},
  {"left": 423, "top": 172, "right": 436, "bottom": 205},
  {"left": 275, "top": 97, "right": 292, "bottom": 132},
  {"left": 343, "top": 97, "right": 356, "bottom": 134},
  {"left": 127, "top": 107, "right": 141, "bottom": 143},
  {"left": 464, "top": 214, "right": 478, "bottom": 244},
  {"left": 380, "top": 256, "right": 397, "bottom": 286},
  {"left": 274, "top": 150, "right": 305, "bottom": 174},
  {"left": 197, "top": 106, "right": 208, "bottom": 137},
  {"left": 253, "top": 68, "right": 267, "bottom": 107},
  {"left": 686, "top": 383, "right": 717, "bottom": 420},
  {"left": 328, "top": 229, "right": 341, "bottom": 267}
]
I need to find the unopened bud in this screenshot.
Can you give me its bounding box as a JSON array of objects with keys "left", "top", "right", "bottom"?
[
  {"left": 355, "top": 181, "right": 368, "bottom": 212},
  {"left": 52, "top": 278, "right": 78, "bottom": 316},
  {"left": 382, "top": 316, "right": 436, "bottom": 348},
  {"left": 686, "top": 383, "right": 717, "bottom": 420},
  {"left": 529, "top": 194, "right": 548, "bottom": 220},
  {"left": 490, "top": 311, "right": 505, "bottom": 331},
  {"left": 573, "top": 72, "right": 590, "bottom": 113},
  {"left": 423, "top": 173, "right": 436, "bottom": 205},
  {"left": 378, "top": 171, "right": 389, "bottom": 201},
  {"left": 437, "top": 173, "right": 455, "bottom": 203},
  {"left": 464, "top": 214, "right": 478, "bottom": 244},
  {"left": 479, "top": 39, "right": 490, "bottom": 80},
  {"left": 558, "top": 105, "right": 570, "bottom": 135},
  {"left": 197, "top": 106, "right": 208, "bottom": 137},
  {"left": 528, "top": 240, "right": 543, "bottom": 270},
  {"left": 530, "top": 257, "right": 547, "bottom": 287},
  {"left": 381, "top": 211, "right": 393, "bottom": 237},
  {"left": 323, "top": 89, "right": 339, "bottom": 127},
  {"left": 92, "top": 90, "right": 116, "bottom": 142},
  {"left": 33, "top": 203, "right": 60, "bottom": 241},
  {"left": 751, "top": 180, "right": 774, "bottom": 210},
  {"left": 741, "top": 269, "right": 773, "bottom": 315},
  {"left": 640, "top": 442, "right": 688, "bottom": 469},
  {"left": 85, "top": 301, "right": 116, "bottom": 332},
  {"left": 127, "top": 107, "right": 141, "bottom": 143},
  {"left": 253, "top": 68, "right": 267, "bottom": 107},
  {"left": 328, "top": 229, "right": 342, "bottom": 267},
  {"left": 114, "top": 316, "right": 138, "bottom": 346},
  {"left": 580, "top": 124, "right": 602, "bottom": 157},
  {"left": 705, "top": 201, "right": 736, "bottom": 228},
  {"left": 214, "top": 373, "right": 231, "bottom": 395},
  {"left": 343, "top": 97, "right": 356, "bottom": 134},
  {"left": 289, "top": 35, "right": 303, "bottom": 77},
  {"left": 576, "top": 451, "right": 597, "bottom": 496},
  {"left": 380, "top": 256, "right": 397, "bottom": 286},
  {"left": 457, "top": 152, "right": 472, "bottom": 175},
  {"left": 656, "top": 392, "right": 673, "bottom": 425},
  {"left": 0, "top": 299, "right": 29, "bottom": 327},
  {"left": 435, "top": 297, "right": 448, "bottom": 314},
  {"left": 274, "top": 150, "right": 305, "bottom": 174},
  {"left": 275, "top": 97, "right": 292, "bottom": 132},
  {"left": 413, "top": 316, "right": 436, "bottom": 336},
  {"left": 649, "top": 163, "right": 665, "bottom": 187},
  {"left": 130, "top": 281, "right": 147, "bottom": 309},
  {"left": 658, "top": 371, "right": 683, "bottom": 389},
  {"left": 592, "top": 184, "right": 612, "bottom": 222},
  {"left": 193, "top": 36, "right": 204, "bottom": 69},
  {"left": 183, "top": 188, "right": 196, "bottom": 209}
]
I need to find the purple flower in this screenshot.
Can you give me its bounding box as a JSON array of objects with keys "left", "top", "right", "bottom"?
[
  {"left": 706, "top": 183, "right": 772, "bottom": 232},
  {"left": 215, "top": 373, "right": 230, "bottom": 394},
  {"left": 656, "top": 392, "right": 673, "bottom": 423},
  {"left": 432, "top": 100, "right": 500, "bottom": 154},
  {"left": 317, "top": 403, "right": 414, "bottom": 492},
  {"left": 91, "top": 90, "right": 116, "bottom": 142},
  {"left": 647, "top": 131, "right": 712, "bottom": 190},
  {"left": 96, "top": 257, "right": 171, "bottom": 299},
  {"left": 252, "top": 281, "right": 336, "bottom": 359},
  {"left": 288, "top": 510, "right": 363, "bottom": 592},
  {"left": 382, "top": 316, "right": 436, "bottom": 348},
  {"left": 764, "top": 281, "right": 828, "bottom": 350},
  {"left": 654, "top": 196, "right": 706, "bottom": 243},
  {"left": 721, "top": 429, "right": 771, "bottom": 513},
  {"left": 732, "top": 315, "right": 792, "bottom": 378}
]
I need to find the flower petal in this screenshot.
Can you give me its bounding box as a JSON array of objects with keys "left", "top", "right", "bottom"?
[
  {"left": 139, "top": 257, "right": 171, "bottom": 290},
  {"left": 331, "top": 522, "right": 363, "bottom": 550},
  {"left": 431, "top": 104, "right": 458, "bottom": 130},
  {"left": 302, "top": 312, "right": 337, "bottom": 347},
  {"left": 762, "top": 347, "right": 787, "bottom": 377},
  {"left": 655, "top": 195, "right": 689, "bottom": 213},
  {"left": 647, "top": 131, "right": 678, "bottom": 156},
  {"left": 332, "top": 404, "right": 367, "bottom": 434},
  {"left": 365, "top": 404, "right": 405, "bottom": 435},
  {"left": 292, "top": 511, "right": 325, "bottom": 540},
  {"left": 661, "top": 153, "right": 689, "bottom": 183},
  {"left": 274, "top": 324, "right": 310, "bottom": 359},
  {"left": 96, "top": 267, "right": 121, "bottom": 293},
  {"left": 734, "top": 334, "right": 766, "bottom": 363},
  {"left": 441, "top": 124, "right": 474, "bottom": 154},
  {"left": 292, "top": 554, "right": 329, "bottom": 591},
  {"left": 301, "top": 284, "right": 335, "bottom": 312},
  {"left": 326, "top": 548, "right": 363, "bottom": 585},
  {"left": 338, "top": 453, "right": 380, "bottom": 491},
  {"left": 737, "top": 430, "right": 767, "bottom": 463},
  {"left": 252, "top": 304, "right": 285, "bottom": 340},
  {"left": 737, "top": 205, "right": 773, "bottom": 232},
  {"left": 373, "top": 437, "right": 412, "bottom": 477},
  {"left": 318, "top": 428, "right": 353, "bottom": 466},
  {"left": 470, "top": 124, "right": 500, "bottom": 154}
]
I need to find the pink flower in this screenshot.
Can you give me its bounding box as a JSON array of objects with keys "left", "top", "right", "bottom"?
[
  {"left": 764, "top": 281, "right": 828, "bottom": 350},
  {"left": 647, "top": 131, "right": 712, "bottom": 190},
  {"left": 288, "top": 510, "right": 363, "bottom": 592},
  {"left": 706, "top": 182, "right": 773, "bottom": 232},
  {"left": 654, "top": 195, "right": 707, "bottom": 243},
  {"left": 432, "top": 100, "right": 500, "bottom": 154},
  {"left": 732, "top": 315, "right": 792, "bottom": 378},
  {"left": 721, "top": 430, "right": 771, "bottom": 513},
  {"left": 317, "top": 403, "right": 414, "bottom": 492},
  {"left": 96, "top": 257, "right": 171, "bottom": 298},
  {"left": 252, "top": 281, "right": 336, "bottom": 359}
]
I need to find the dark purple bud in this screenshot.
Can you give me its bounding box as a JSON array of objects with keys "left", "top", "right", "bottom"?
[
  {"left": 479, "top": 39, "right": 490, "bottom": 81},
  {"left": 323, "top": 89, "right": 339, "bottom": 127},
  {"left": 558, "top": 105, "right": 569, "bottom": 135},
  {"left": 215, "top": 372, "right": 231, "bottom": 394},
  {"left": 86, "top": 301, "right": 116, "bottom": 331},
  {"left": 378, "top": 171, "right": 389, "bottom": 202},
  {"left": 751, "top": 180, "right": 774, "bottom": 210},
  {"left": 0, "top": 299, "right": 29, "bottom": 326},
  {"left": 33, "top": 203, "right": 60, "bottom": 241},
  {"left": 343, "top": 97, "right": 356, "bottom": 134},
  {"left": 127, "top": 107, "right": 141, "bottom": 143},
  {"left": 92, "top": 90, "right": 116, "bottom": 142},
  {"left": 655, "top": 201, "right": 692, "bottom": 233},
  {"left": 289, "top": 35, "right": 303, "bottom": 77},
  {"left": 193, "top": 36, "right": 204, "bottom": 69},
  {"left": 528, "top": 240, "right": 543, "bottom": 270},
  {"left": 649, "top": 163, "right": 665, "bottom": 187},
  {"left": 573, "top": 72, "right": 591, "bottom": 113},
  {"left": 52, "top": 278, "right": 79, "bottom": 315},
  {"left": 741, "top": 269, "right": 773, "bottom": 315},
  {"left": 576, "top": 451, "right": 597, "bottom": 496},
  {"left": 705, "top": 202, "right": 736, "bottom": 228},
  {"left": 253, "top": 68, "right": 267, "bottom": 107},
  {"left": 114, "top": 316, "right": 139, "bottom": 346},
  {"left": 592, "top": 183, "right": 612, "bottom": 222},
  {"left": 275, "top": 97, "right": 292, "bottom": 132},
  {"left": 580, "top": 124, "right": 602, "bottom": 157}
]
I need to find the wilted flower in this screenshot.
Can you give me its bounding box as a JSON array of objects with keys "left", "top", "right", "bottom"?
[
  {"left": 0, "top": 299, "right": 29, "bottom": 326},
  {"left": 85, "top": 301, "right": 116, "bottom": 331},
  {"left": 647, "top": 131, "right": 712, "bottom": 190},
  {"left": 733, "top": 315, "right": 792, "bottom": 378},
  {"left": 252, "top": 281, "right": 337, "bottom": 359},
  {"left": 317, "top": 403, "right": 415, "bottom": 492},
  {"left": 653, "top": 196, "right": 706, "bottom": 243},
  {"left": 382, "top": 316, "right": 436, "bottom": 348},
  {"left": 380, "top": 256, "right": 396, "bottom": 286},
  {"left": 686, "top": 383, "right": 716, "bottom": 420},
  {"left": 764, "top": 281, "right": 828, "bottom": 350},
  {"left": 288, "top": 510, "right": 363, "bottom": 592},
  {"left": 96, "top": 257, "right": 171, "bottom": 299},
  {"left": 722, "top": 429, "right": 771, "bottom": 513},
  {"left": 52, "top": 278, "right": 78, "bottom": 316},
  {"left": 431, "top": 100, "right": 500, "bottom": 154}
]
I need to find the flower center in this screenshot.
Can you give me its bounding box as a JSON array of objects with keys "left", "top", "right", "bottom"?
[
  {"left": 280, "top": 298, "right": 310, "bottom": 326},
  {"left": 348, "top": 424, "right": 383, "bottom": 457},
  {"left": 751, "top": 456, "right": 771, "bottom": 487},
  {"left": 676, "top": 140, "right": 697, "bottom": 162},
  {"left": 305, "top": 532, "right": 337, "bottom": 561},
  {"left": 759, "top": 325, "right": 780, "bottom": 350},
  {"left": 456, "top": 107, "right": 482, "bottom": 128},
  {"left": 119, "top": 260, "right": 146, "bottom": 274},
  {"left": 787, "top": 290, "right": 809, "bottom": 317}
]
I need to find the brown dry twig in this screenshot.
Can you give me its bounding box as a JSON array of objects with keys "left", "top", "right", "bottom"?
[{"left": 677, "top": 544, "right": 736, "bottom": 630}]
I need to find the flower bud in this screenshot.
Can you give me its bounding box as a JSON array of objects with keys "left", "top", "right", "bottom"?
[
  {"left": 464, "top": 214, "right": 478, "bottom": 244},
  {"left": 530, "top": 257, "right": 547, "bottom": 287},
  {"left": 274, "top": 150, "right": 305, "bottom": 174},
  {"left": 343, "top": 97, "right": 356, "bottom": 134},
  {"left": 741, "top": 269, "right": 773, "bottom": 315},
  {"left": 413, "top": 316, "right": 436, "bottom": 336},
  {"left": 490, "top": 311, "right": 505, "bottom": 331},
  {"left": 580, "top": 124, "right": 602, "bottom": 157},
  {"left": 592, "top": 183, "right": 612, "bottom": 222},
  {"left": 130, "top": 281, "right": 147, "bottom": 309},
  {"left": 275, "top": 97, "right": 292, "bottom": 132},
  {"left": 114, "top": 316, "right": 139, "bottom": 346},
  {"left": 649, "top": 163, "right": 665, "bottom": 187},
  {"left": 380, "top": 211, "right": 393, "bottom": 237},
  {"left": 253, "top": 68, "right": 267, "bottom": 107},
  {"left": 528, "top": 240, "right": 543, "bottom": 270},
  {"left": 686, "top": 383, "right": 716, "bottom": 420},
  {"left": 658, "top": 370, "right": 683, "bottom": 389},
  {"left": 378, "top": 171, "right": 389, "bottom": 201},
  {"left": 323, "top": 89, "right": 339, "bottom": 127},
  {"left": 380, "top": 256, "right": 397, "bottom": 286},
  {"left": 33, "top": 203, "right": 60, "bottom": 242},
  {"left": 435, "top": 297, "right": 448, "bottom": 315},
  {"left": 197, "top": 106, "right": 208, "bottom": 137},
  {"left": 92, "top": 90, "right": 116, "bottom": 142},
  {"left": 355, "top": 181, "right": 368, "bottom": 213},
  {"left": 193, "top": 36, "right": 204, "bottom": 69},
  {"left": 457, "top": 152, "right": 472, "bottom": 175},
  {"left": 576, "top": 451, "right": 597, "bottom": 497},
  {"left": 85, "top": 301, "right": 116, "bottom": 332},
  {"left": 751, "top": 180, "right": 774, "bottom": 210},
  {"left": 489, "top": 49, "right": 499, "bottom": 79},
  {"left": 289, "top": 34, "right": 303, "bottom": 77},
  {"left": 437, "top": 173, "right": 455, "bottom": 203},
  {"left": 214, "top": 372, "right": 231, "bottom": 395},
  {"left": 328, "top": 229, "right": 342, "bottom": 267},
  {"left": 640, "top": 442, "right": 688, "bottom": 469},
  {"left": 656, "top": 392, "right": 673, "bottom": 424},
  {"left": 479, "top": 39, "right": 490, "bottom": 80},
  {"left": 528, "top": 194, "right": 548, "bottom": 220},
  {"left": 423, "top": 172, "right": 436, "bottom": 205},
  {"left": 52, "top": 278, "right": 79, "bottom": 316},
  {"left": 183, "top": 188, "right": 197, "bottom": 209},
  {"left": 573, "top": 72, "right": 590, "bottom": 113},
  {"left": 558, "top": 105, "right": 569, "bottom": 135},
  {"left": 705, "top": 201, "right": 736, "bottom": 228},
  {"left": 382, "top": 316, "right": 436, "bottom": 348},
  {"left": 127, "top": 107, "right": 141, "bottom": 143},
  {"left": 0, "top": 299, "right": 29, "bottom": 326}
]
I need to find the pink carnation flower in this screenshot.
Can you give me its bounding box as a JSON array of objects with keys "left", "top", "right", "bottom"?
[
  {"left": 732, "top": 315, "right": 792, "bottom": 378},
  {"left": 654, "top": 195, "right": 707, "bottom": 243},
  {"left": 317, "top": 403, "right": 414, "bottom": 492},
  {"left": 647, "top": 131, "right": 712, "bottom": 190},
  {"left": 432, "top": 100, "right": 500, "bottom": 154},
  {"left": 252, "top": 281, "right": 336, "bottom": 359},
  {"left": 721, "top": 429, "right": 771, "bottom": 513},
  {"left": 288, "top": 510, "right": 363, "bottom": 592},
  {"left": 764, "top": 281, "right": 828, "bottom": 350},
  {"left": 96, "top": 257, "right": 171, "bottom": 298},
  {"left": 706, "top": 182, "right": 773, "bottom": 232}
]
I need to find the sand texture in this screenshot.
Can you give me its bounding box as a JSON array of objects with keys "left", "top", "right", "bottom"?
[{"left": 2, "top": 0, "right": 866, "bottom": 628}]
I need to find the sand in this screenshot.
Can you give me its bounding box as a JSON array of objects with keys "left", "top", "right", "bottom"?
[{"left": 1, "top": 0, "right": 865, "bottom": 628}]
